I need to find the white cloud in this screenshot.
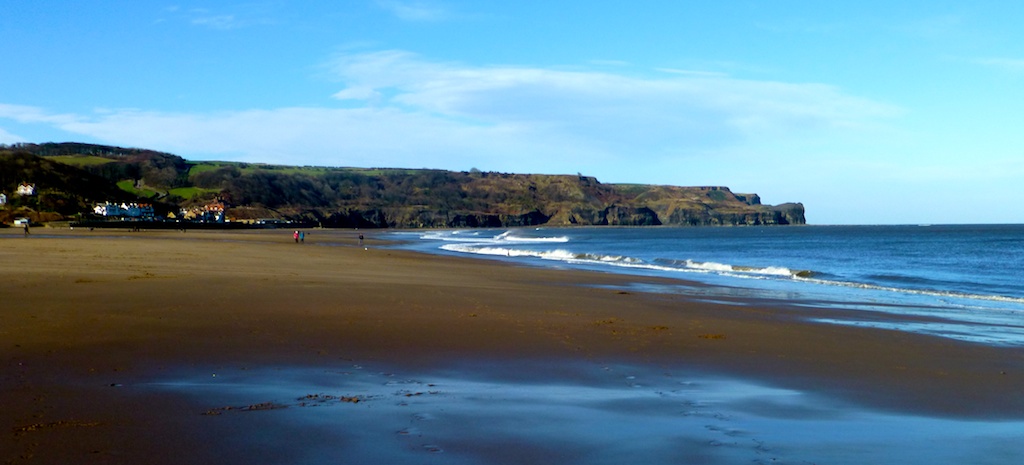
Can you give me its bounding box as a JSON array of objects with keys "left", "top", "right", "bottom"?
[
  {"left": 901, "top": 14, "right": 964, "bottom": 40},
  {"left": 164, "top": 6, "right": 274, "bottom": 30},
  {"left": 0, "top": 50, "right": 901, "bottom": 177},
  {"left": 974, "top": 57, "right": 1024, "bottom": 73},
  {"left": 0, "top": 103, "right": 80, "bottom": 126},
  {"left": 332, "top": 86, "right": 382, "bottom": 101},
  {"left": 325, "top": 50, "right": 900, "bottom": 150},
  {"left": 191, "top": 14, "right": 241, "bottom": 30},
  {"left": 0, "top": 126, "right": 26, "bottom": 144},
  {"left": 376, "top": 1, "right": 450, "bottom": 22}
]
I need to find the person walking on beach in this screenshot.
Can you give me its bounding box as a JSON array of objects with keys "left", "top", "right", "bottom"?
[
  {"left": 23, "top": 222, "right": 29, "bottom": 237},
  {"left": 358, "top": 233, "right": 364, "bottom": 247},
  {"left": 299, "top": 231, "right": 305, "bottom": 243},
  {"left": 293, "top": 230, "right": 299, "bottom": 243}
]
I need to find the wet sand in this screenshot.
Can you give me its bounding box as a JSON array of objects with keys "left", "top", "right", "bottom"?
[{"left": 2, "top": 228, "right": 1024, "bottom": 464}]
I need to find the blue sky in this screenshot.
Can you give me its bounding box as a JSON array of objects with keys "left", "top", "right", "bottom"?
[{"left": 2, "top": 1, "right": 1023, "bottom": 224}]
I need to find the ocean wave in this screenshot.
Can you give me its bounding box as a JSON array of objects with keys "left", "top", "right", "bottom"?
[
  {"left": 654, "top": 259, "right": 813, "bottom": 279},
  {"left": 794, "top": 276, "right": 1024, "bottom": 306},
  {"left": 493, "top": 231, "right": 570, "bottom": 243},
  {"left": 439, "top": 244, "right": 640, "bottom": 265},
  {"left": 427, "top": 235, "right": 1023, "bottom": 308},
  {"left": 439, "top": 244, "right": 815, "bottom": 281},
  {"left": 420, "top": 230, "right": 569, "bottom": 244}
]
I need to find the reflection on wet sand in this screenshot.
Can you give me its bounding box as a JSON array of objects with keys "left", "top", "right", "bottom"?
[{"left": 153, "top": 361, "right": 1024, "bottom": 465}]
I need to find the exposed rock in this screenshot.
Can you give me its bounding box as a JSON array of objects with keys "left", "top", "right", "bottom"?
[{"left": 4, "top": 143, "right": 807, "bottom": 228}]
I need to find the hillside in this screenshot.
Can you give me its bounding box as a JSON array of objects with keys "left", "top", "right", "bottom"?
[
  {"left": 0, "top": 149, "right": 155, "bottom": 224},
  {"left": 1, "top": 142, "right": 805, "bottom": 227}
]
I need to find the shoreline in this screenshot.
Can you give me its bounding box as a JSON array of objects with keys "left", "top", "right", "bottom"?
[{"left": 3, "top": 229, "right": 1024, "bottom": 463}]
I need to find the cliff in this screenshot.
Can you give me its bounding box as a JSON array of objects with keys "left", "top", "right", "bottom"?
[{"left": 2, "top": 143, "right": 805, "bottom": 228}]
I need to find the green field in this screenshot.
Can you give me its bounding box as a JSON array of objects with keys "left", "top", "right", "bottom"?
[
  {"left": 186, "top": 161, "right": 425, "bottom": 179},
  {"left": 116, "top": 180, "right": 159, "bottom": 198},
  {"left": 187, "top": 161, "right": 331, "bottom": 178},
  {"left": 48, "top": 155, "right": 116, "bottom": 167},
  {"left": 168, "top": 186, "right": 220, "bottom": 199}
]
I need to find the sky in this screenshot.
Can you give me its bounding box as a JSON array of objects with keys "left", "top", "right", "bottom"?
[{"left": 2, "top": 1, "right": 1023, "bottom": 224}]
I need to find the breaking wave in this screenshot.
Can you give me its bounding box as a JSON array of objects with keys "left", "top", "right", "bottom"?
[
  {"left": 419, "top": 229, "right": 1024, "bottom": 308},
  {"left": 420, "top": 230, "right": 569, "bottom": 244},
  {"left": 439, "top": 244, "right": 641, "bottom": 265},
  {"left": 795, "top": 275, "right": 1024, "bottom": 306},
  {"left": 654, "top": 259, "right": 813, "bottom": 279},
  {"left": 439, "top": 244, "right": 813, "bottom": 280}
]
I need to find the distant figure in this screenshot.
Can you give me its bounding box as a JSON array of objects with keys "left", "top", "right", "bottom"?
[
  {"left": 299, "top": 231, "right": 305, "bottom": 243},
  {"left": 358, "top": 233, "right": 364, "bottom": 247},
  {"left": 23, "top": 223, "right": 29, "bottom": 237},
  {"left": 294, "top": 230, "right": 299, "bottom": 243}
]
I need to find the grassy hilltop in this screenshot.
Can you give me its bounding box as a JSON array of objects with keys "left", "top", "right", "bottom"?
[{"left": 1, "top": 142, "right": 804, "bottom": 228}]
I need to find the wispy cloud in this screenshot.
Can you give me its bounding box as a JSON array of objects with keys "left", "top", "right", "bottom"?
[
  {"left": 0, "top": 103, "right": 80, "bottom": 126},
  {"left": 754, "top": 18, "right": 845, "bottom": 35},
  {"left": 0, "top": 51, "right": 900, "bottom": 177},
  {"left": 900, "top": 14, "right": 964, "bottom": 40},
  {"left": 974, "top": 57, "right": 1024, "bottom": 73},
  {"left": 376, "top": 0, "right": 451, "bottom": 22},
  {"left": 655, "top": 68, "right": 730, "bottom": 78},
  {"left": 326, "top": 50, "right": 899, "bottom": 140},
  {"left": 0, "top": 126, "right": 26, "bottom": 144},
  {"left": 191, "top": 13, "right": 242, "bottom": 30},
  {"left": 160, "top": 6, "right": 272, "bottom": 30}
]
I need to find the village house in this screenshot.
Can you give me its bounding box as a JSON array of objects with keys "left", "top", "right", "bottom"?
[
  {"left": 93, "top": 202, "right": 155, "bottom": 219},
  {"left": 180, "top": 201, "right": 225, "bottom": 223},
  {"left": 16, "top": 182, "right": 35, "bottom": 196}
]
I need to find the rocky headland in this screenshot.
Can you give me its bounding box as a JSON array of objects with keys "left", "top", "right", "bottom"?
[{"left": 1, "top": 142, "right": 804, "bottom": 228}]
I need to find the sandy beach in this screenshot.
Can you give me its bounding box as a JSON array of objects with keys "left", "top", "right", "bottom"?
[{"left": 3, "top": 228, "right": 1023, "bottom": 464}]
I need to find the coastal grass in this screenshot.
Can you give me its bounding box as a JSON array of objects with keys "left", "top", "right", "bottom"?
[
  {"left": 167, "top": 186, "right": 219, "bottom": 199},
  {"left": 115, "top": 179, "right": 159, "bottom": 198},
  {"left": 47, "top": 154, "right": 117, "bottom": 167}
]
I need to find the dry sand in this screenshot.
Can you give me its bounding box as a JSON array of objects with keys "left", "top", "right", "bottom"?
[{"left": 2, "top": 228, "right": 1023, "bottom": 464}]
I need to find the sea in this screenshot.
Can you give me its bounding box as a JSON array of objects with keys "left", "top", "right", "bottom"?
[{"left": 391, "top": 224, "right": 1024, "bottom": 347}]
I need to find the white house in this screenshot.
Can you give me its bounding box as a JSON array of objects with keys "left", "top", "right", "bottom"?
[
  {"left": 0, "top": 193, "right": 6, "bottom": 206},
  {"left": 93, "top": 202, "right": 155, "bottom": 218},
  {"left": 16, "top": 183, "right": 35, "bottom": 196}
]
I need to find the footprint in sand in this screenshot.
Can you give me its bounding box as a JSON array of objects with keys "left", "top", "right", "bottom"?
[
  {"left": 422, "top": 444, "right": 444, "bottom": 453},
  {"left": 396, "top": 427, "right": 421, "bottom": 437}
]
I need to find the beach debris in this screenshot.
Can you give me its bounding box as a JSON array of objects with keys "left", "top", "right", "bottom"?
[
  {"left": 13, "top": 420, "right": 101, "bottom": 434},
  {"left": 202, "top": 401, "right": 289, "bottom": 415},
  {"left": 202, "top": 394, "right": 371, "bottom": 415},
  {"left": 243, "top": 402, "right": 286, "bottom": 411},
  {"left": 698, "top": 333, "right": 727, "bottom": 340}
]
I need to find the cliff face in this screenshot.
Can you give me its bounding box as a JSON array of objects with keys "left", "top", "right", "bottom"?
[
  {"left": 307, "top": 176, "right": 805, "bottom": 228},
  {"left": 5, "top": 143, "right": 806, "bottom": 228}
]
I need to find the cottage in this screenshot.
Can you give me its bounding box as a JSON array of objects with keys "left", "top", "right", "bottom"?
[
  {"left": 180, "top": 201, "right": 226, "bottom": 223},
  {"left": 94, "top": 202, "right": 122, "bottom": 216},
  {"left": 93, "top": 202, "right": 156, "bottom": 219},
  {"left": 16, "top": 183, "right": 35, "bottom": 196}
]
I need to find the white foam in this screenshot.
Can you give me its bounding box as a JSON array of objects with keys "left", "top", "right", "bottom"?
[
  {"left": 796, "top": 276, "right": 1024, "bottom": 306},
  {"left": 423, "top": 230, "right": 568, "bottom": 244}
]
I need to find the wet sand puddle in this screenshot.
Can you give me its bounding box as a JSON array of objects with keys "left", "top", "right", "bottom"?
[{"left": 149, "top": 361, "right": 1024, "bottom": 465}]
